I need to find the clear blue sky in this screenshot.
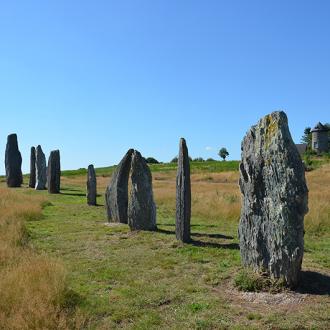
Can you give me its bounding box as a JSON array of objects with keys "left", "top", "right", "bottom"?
[{"left": 1, "top": 1, "right": 329, "bottom": 174}]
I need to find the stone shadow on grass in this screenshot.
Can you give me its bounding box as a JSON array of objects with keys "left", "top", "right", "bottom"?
[
  {"left": 190, "top": 240, "right": 239, "bottom": 250},
  {"left": 156, "top": 228, "right": 238, "bottom": 249},
  {"left": 159, "top": 223, "right": 217, "bottom": 228},
  {"left": 60, "top": 192, "right": 86, "bottom": 197},
  {"left": 192, "top": 232, "right": 234, "bottom": 240},
  {"left": 157, "top": 228, "right": 233, "bottom": 240},
  {"left": 295, "top": 271, "right": 330, "bottom": 295}
]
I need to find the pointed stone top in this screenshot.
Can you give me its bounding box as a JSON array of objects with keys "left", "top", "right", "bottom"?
[{"left": 7, "top": 134, "right": 18, "bottom": 146}]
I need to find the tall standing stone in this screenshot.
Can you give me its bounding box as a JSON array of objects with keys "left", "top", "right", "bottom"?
[
  {"left": 105, "top": 149, "right": 134, "bottom": 223},
  {"left": 238, "top": 111, "right": 308, "bottom": 287},
  {"left": 5, "top": 134, "right": 23, "bottom": 187},
  {"left": 176, "top": 138, "right": 191, "bottom": 242},
  {"left": 48, "top": 150, "right": 61, "bottom": 194},
  {"left": 35, "top": 145, "right": 47, "bottom": 190},
  {"left": 29, "top": 146, "right": 36, "bottom": 188},
  {"left": 128, "top": 150, "right": 157, "bottom": 231},
  {"left": 87, "top": 164, "right": 97, "bottom": 206}
]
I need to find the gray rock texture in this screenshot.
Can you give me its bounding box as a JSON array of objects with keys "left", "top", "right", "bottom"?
[
  {"left": 176, "top": 138, "right": 191, "bottom": 242},
  {"left": 238, "top": 111, "right": 308, "bottom": 287},
  {"left": 87, "top": 164, "right": 97, "bottom": 205},
  {"left": 48, "top": 150, "right": 61, "bottom": 194},
  {"left": 35, "top": 145, "right": 47, "bottom": 190},
  {"left": 105, "top": 149, "right": 134, "bottom": 223},
  {"left": 29, "top": 146, "right": 36, "bottom": 188},
  {"left": 5, "top": 134, "right": 23, "bottom": 187},
  {"left": 128, "top": 150, "right": 157, "bottom": 231}
]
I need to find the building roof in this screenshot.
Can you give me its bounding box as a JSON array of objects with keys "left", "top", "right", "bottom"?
[{"left": 311, "top": 122, "right": 329, "bottom": 132}]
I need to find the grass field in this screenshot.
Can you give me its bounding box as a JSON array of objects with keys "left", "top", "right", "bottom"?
[{"left": 0, "top": 161, "right": 329, "bottom": 329}]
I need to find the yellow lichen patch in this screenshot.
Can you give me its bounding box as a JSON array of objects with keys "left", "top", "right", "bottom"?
[{"left": 264, "top": 114, "right": 279, "bottom": 148}]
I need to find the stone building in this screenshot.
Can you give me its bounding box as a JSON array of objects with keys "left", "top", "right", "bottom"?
[{"left": 311, "top": 122, "right": 329, "bottom": 153}]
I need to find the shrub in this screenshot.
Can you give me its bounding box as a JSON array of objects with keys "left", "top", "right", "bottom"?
[
  {"left": 234, "top": 269, "right": 286, "bottom": 293},
  {"left": 145, "top": 157, "right": 159, "bottom": 164},
  {"left": 234, "top": 269, "right": 264, "bottom": 292}
]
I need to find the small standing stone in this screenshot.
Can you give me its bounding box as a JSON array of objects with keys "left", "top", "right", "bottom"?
[
  {"left": 48, "top": 150, "right": 61, "bottom": 194},
  {"left": 35, "top": 145, "right": 47, "bottom": 190},
  {"left": 29, "top": 146, "right": 36, "bottom": 188},
  {"left": 238, "top": 111, "right": 308, "bottom": 287},
  {"left": 87, "top": 164, "right": 97, "bottom": 206},
  {"left": 5, "top": 134, "right": 23, "bottom": 187},
  {"left": 128, "top": 150, "right": 157, "bottom": 231},
  {"left": 105, "top": 149, "right": 134, "bottom": 223},
  {"left": 176, "top": 138, "right": 191, "bottom": 242}
]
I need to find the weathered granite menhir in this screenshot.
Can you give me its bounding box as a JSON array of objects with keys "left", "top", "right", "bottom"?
[
  {"left": 87, "top": 164, "right": 97, "bottom": 206},
  {"left": 35, "top": 145, "right": 47, "bottom": 190},
  {"left": 128, "top": 150, "right": 157, "bottom": 231},
  {"left": 5, "top": 134, "right": 23, "bottom": 187},
  {"left": 105, "top": 149, "right": 134, "bottom": 223},
  {"left": 105, "top": 149, "right": 157, "bottom": 231},
  {"left": 238, "top": 111, "right": 308, "bottom": 287},
  {"left": 29, "top": 146, "right": 36, "bottom": 188},
  {"left": 48, "top": 150, "right": 61, "bottom": 194},
  {"left": 176, "top": 138, "right": 191, "bottom": 242}
]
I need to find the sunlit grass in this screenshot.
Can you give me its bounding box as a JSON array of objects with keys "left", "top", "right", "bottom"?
[{"left": 1, "top": 162, "right": 329, "bottom": 329}]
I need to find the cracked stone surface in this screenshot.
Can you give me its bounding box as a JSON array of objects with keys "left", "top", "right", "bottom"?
[
  {"left": 5, "top": 134, "right": 23, "bottom": 188},
  {"left": 128, "top": 150, "right": 157, "bottom": 231},
  {"left": 105, "top": 149, "right": 134, "bottom": 223},
  {"left": 48, "top": 150, "right": 61, "bottom": 194},
  {"left": 87, "top": 164, "right": 97, "bottom": 206},
  {"left": 35, "top": 145, "right": 47, "bottom": 190},
  {"left": 176, "top": 138, "right": 191, "bottom": 242},
  {"left": 238, "top": 111, "right": 308, "bottom": 287}
]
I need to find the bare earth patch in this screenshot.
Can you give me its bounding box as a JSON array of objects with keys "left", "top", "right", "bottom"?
[
  {"left": 238, "top": 290, "right": 306, "bottom": 305},
  {"left": 103, "top": 222, "right": 127, "bottom": 227}
]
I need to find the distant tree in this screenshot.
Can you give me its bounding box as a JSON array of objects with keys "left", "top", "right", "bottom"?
[
  {"left": 145, "top": 157, "right": 159, "bottom": 164},
  {"left": 193, "top": 157, "right": 204, "bottom": 162},
  {"left": 301, "top": 127, "right": 312, "bottom": 147},
  {"left": 218, "top": 148, "right": 229, "bottom": 161},
  {"left": 206, "top": 158, "right": 216, "bottom": 162},
  {"left": 171, "top": 156, "right": 192, "bottom": 163}
]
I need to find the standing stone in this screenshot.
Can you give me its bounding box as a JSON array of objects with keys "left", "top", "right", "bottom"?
[
  {"left": 87, "top": 164, "right": 97, "bottom": 206},
  {"left": 29, "top": 146, "right": 36, "bottom": 188},
  {"left": 48, "top": 150, "right": 61, "bottom": 194},
  {"left": 238, "top": 111, "right": 308, "bottom": 287},
  {"left": 176, "top": 138, "right": 191, "bottom": 242},
  {"left": 35, "top": 145, "right": 47, "bottom": 190},
  {"left": 128, "top": 150, "right": 157, "bottom": 231},
  {"left": 5, "top": 134, "right": 23, "bottom": 187},
  {"left": 105, "top": 149, "right": 134, "bottom": 223}
]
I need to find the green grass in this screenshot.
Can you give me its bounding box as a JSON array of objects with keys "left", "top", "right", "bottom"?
[
  {"left": 60, "top": 160, "right": 240, "bottom": 177},
  {"left": 26, "top": 187, "right": 241, "bottom": 328},
  {"left": 11, "top": 163, "right": 330, "bottom": 329}
]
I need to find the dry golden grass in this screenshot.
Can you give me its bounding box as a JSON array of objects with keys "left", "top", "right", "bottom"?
[
  {"left": 153, "top": 172, "right": 241, "bottom": 222},
  {"left": 0, "top": 188, "right": 45, "bottom": 264},
  {"left": 305, "top": 165, "right": 330, "bottom": 234},
  {"left": 63, "top": 166, "right": 330, "bottom": 233},
  {"left": 0, "top": 188, "right": 84, "bottom": 330}
]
